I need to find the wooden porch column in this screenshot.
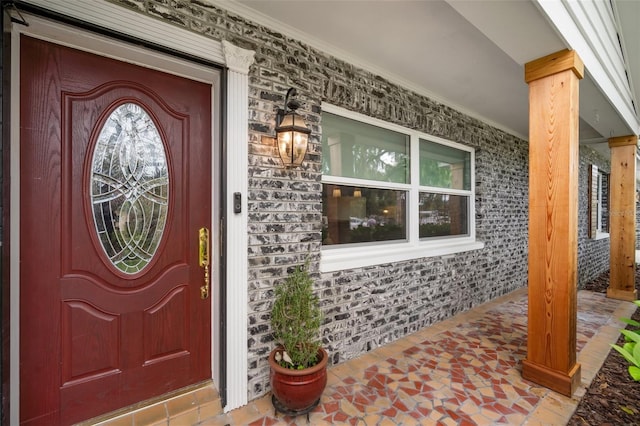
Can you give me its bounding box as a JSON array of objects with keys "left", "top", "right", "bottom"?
[
  {"left": 607, "top": 135, "right": 638, "bottom": 301},
  {"left": 522, "top": 49, "right": 584, "bottom": 397}
]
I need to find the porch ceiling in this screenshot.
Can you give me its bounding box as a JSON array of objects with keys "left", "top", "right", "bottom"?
[{"left": 228, "top": 0, "right": 640, "bottom": 174}]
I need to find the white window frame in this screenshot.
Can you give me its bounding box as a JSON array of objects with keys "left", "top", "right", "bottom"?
[
  {"left": 597, "top": 172, "right": 604, "bottom": 231},
  {"left": 595, "top": 170, "right": 610, "bottom": 240},
  {"left": 321, "top": 104, "right": 484, "bottom": 272}
]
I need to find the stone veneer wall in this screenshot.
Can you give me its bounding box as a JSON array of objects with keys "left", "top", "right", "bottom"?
[
  {"left": 577, "top": 146, "right": 610, "bottom": 286},
  {"left": 107, "top": 0, "right": 612, "bottom": 401}
]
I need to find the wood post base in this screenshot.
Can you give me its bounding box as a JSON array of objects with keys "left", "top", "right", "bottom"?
[
  {"left": 606, "top": 287, "right": 638, "bottom": 302},
  {"left": 522, "top": 359, "right": 581, "bottom": 397}
]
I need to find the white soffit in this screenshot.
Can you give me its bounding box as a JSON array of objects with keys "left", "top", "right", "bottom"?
[
  {"left": 224, "top": 0, "right": 529, "bottom": 140},
  {"left": 446, "top": 0, "right": 566, "bottom": 65},
  {"left": 447, "top": 0, "right": 629, "bottom": 141}
]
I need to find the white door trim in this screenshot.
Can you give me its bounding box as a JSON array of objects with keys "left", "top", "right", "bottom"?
[{"left": 11, "top": 2, "right": 253, "bottom": 422}]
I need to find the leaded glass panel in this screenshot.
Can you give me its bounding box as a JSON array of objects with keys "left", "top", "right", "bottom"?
[{"left": 90, "top": 102, "right": 169, "bottom": 274}]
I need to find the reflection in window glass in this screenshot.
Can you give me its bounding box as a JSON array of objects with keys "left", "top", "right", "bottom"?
[
  {"left": 322, "top": 185, "right": 407, "bottom": 245},
  {"left": 420, "top": 139, "right": 471, "bottom": 190},
  {"left": 322, "top": 113, "right": 410, "bottom": 184},
  {"left": 419, "top": 193, "right": 468, "bottom": 238}
]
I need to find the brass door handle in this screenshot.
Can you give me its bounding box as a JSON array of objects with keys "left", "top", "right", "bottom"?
[{"left": 199, "top": 227, "right": 210, "bottom": 300}]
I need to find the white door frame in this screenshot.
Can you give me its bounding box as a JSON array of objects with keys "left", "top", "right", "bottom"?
[{"left": 11, "top": 2, "right": 252, "bottom": 423}]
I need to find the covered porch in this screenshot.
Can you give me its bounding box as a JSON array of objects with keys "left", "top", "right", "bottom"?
[
  {"left": 91, "top": 284, "right": 636, "bottom": 425},
  {"left": 4, "top": 1, "right": 640, "bottom": 423}
]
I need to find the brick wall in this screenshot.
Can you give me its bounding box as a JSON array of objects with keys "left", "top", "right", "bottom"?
[
  {"left": 107, "top": 0, "right": 611, "bottom": 402},
  {"left": 578, "top": 147, "right": 610, "bottom": 285}
]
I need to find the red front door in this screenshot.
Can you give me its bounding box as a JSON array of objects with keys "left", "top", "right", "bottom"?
[{"left": 20, "top": 35, "right": 212, "bottom": 425}]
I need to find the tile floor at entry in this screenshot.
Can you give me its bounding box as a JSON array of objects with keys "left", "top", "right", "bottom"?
[{"left": 98, "top": 287, "right": 636, "bottom": 425}]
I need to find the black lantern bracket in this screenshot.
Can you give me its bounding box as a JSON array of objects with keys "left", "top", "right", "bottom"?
[
  {"left": 276, "top": 87, "right": 301, "bottom": 126},
  {"left": 263, "top": 87, "right": 311, "bottom": 168}
]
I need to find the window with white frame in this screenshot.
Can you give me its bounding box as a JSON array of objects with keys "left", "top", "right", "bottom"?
[
  {"left": 588, "top": 164, "right": 609, "bottom": 239},
  {"left": 321, "top": 105, "right": 480, "bottom": 270}
]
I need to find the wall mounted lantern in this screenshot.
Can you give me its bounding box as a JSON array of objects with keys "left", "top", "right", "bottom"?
[{"left": 275, "top": 87, "right": 311, "bottom": 168}]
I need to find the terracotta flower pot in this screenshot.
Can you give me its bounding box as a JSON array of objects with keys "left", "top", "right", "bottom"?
[{"left": 269, "top": 347, "right": 328, "bottom": 412}]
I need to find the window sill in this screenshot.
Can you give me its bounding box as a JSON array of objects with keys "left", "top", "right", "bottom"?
[
  {"left": 594, "top": 231, "right": 610, "bottom": 241},
  {"left": 320, "top": 239, "right": 485, "bottom": 273}
]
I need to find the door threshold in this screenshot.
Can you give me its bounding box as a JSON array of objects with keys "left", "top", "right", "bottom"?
[{"left": 75, "top": 381, "right": 222, "bottom": 426}]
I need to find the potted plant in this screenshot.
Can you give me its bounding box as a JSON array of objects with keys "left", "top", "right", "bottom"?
[{"left": 269, "top": 259, "right": 328, "bottom": 415}]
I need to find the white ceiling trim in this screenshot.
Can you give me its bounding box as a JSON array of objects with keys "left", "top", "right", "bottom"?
[{"left": 210, "top": 0, "right": 527, "bottom": 141}]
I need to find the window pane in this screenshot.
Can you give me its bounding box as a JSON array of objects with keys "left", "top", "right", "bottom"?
[
  {"left": 420, "top": 139, "right": 470, "bottom": 190},
  {"left": 322, "top": 184, "right": 407, "bottom": 245},
  {"left": 419, "top": 193, "right": 468, "bottom": 238},
  {"left": 322, "top": 112, "right": 410, "bottom": 184}
]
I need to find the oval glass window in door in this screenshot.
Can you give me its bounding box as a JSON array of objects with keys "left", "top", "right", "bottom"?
[{"left": 90, "top": 102, "right": 169, "bottom": 274}]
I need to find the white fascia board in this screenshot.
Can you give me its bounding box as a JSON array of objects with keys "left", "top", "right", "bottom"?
[{"left": 535, "top": 0, "right": 640, "bottom": 136}]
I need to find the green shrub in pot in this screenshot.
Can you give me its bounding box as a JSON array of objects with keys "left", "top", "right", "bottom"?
[{"left": 271, "top": 260, "right": 322, "bottom": 369}]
